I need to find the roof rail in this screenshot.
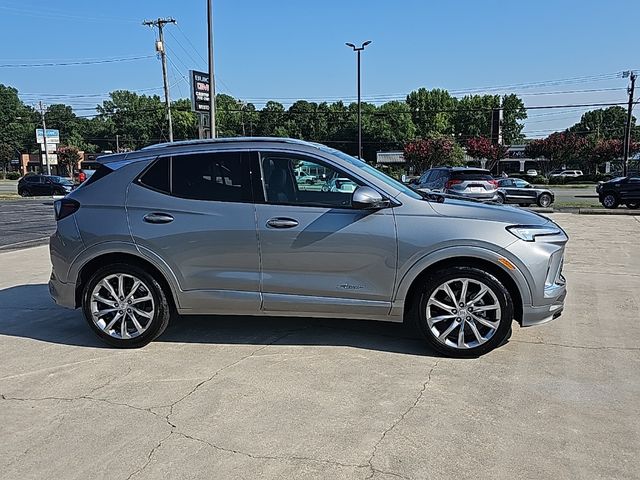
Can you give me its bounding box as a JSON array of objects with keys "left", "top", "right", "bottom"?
[{"left": 140, "top": 137, "right": 315, "bottom": 150}]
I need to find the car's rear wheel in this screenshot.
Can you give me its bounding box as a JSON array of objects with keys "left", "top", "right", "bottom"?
[
  {"left": 495, "top": 193, "right": 505, "bottom": 204},
  {"left": 82, "top": 263, "right": 171, "bottom": 348},
  {"left": 537, "top": 193, "right": 552, "bottom": 207},
  {"left": 626, "top": 202, "right": 639, "bottom": 210},
  {"left": 602, "top": 193, "right": 619, "bottom": 209},
  {"left": 410, "top": 266, "right": 513, "bottom": 358},
  {"left": 19, "top": 189, "right": 31, "bottom": 197}
]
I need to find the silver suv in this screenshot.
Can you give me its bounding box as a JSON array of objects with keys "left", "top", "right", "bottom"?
[
  {"left": 49, "top": 138, "right": 567, "bottom": 357},
  {"left": 414, "top": 167, "right": 500, "bottom": 202}
]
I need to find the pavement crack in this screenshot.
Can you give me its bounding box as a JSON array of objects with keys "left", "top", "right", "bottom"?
[
  {"left": 512, "top": 339, "right": 640, "bottom": 351},
  {"left": 125, "top": 431, "right": 173, "bottom": 480},
  {"left": 365, "top": 361, "right": 439, "bottom": 480},
  {"left": 159, "top": 326, "right": 312, "bottom": 427},
  {"left": 173, "top": 430, "right": 367, "bottom": 470}
]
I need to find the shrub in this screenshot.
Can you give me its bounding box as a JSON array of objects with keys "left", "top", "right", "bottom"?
[{"left": 6, "top": 172, "right": 20, "bottom": 180}]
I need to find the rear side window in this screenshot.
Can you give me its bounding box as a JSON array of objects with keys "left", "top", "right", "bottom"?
[
  {"left": 139, "top": 157, "right": 170, "bottom": 193},
  {"left": 83, "top": 165, "right": 114, "bottom": 187},
  {"left": 138, "top": 152, "right": 252, "bottom": 203}
]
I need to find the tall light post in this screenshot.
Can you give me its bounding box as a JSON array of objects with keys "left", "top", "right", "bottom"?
[{"left": 345, "top": 41, "right": 371, "bottom": 160}]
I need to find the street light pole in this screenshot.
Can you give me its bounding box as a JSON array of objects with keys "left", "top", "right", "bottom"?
[
  {"left": 207, "top": 0, "right": 217, "bottom": 138},
  {"left": 345, "top": 41, "right": 371, "bottom": 160}
]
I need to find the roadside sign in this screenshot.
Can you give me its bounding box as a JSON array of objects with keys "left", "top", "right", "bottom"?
[
  {"left": 41, "top": 153, "right": 58, "bottom": 165},
  {"left": 40, "top": 142, "right": 58, "bottom": 152},
  {"left": 189, "top": 70, "right": 210, "bottom": 113},
  {"left": 36, "top": 129, "right": 60, "bottom": 144}
]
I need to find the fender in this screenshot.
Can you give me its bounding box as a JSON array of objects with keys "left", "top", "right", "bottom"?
[
  {"left": 392, "top": 245, "right": 533, "bottom": 309},
  {"left": 68, "top": 240, "right": 183, "bottom": 308}
]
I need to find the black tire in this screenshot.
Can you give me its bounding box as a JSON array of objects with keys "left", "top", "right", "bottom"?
[
  {"left": 81, "top": 263, "right": 171, "bottom": 348},
  {"left": 537, "top": 193, "right": 552, "bottom": 207},
  {"left": 19, "top": 189, "right": 31, "bottom": 197},
  {"left": 626, "top": 202, "right": 640, "bottom": 210},
  {"left": 409, "top": 266, "right": 513, "bottom": 358},
  {"left": 601, "top": 193, "right": 619, "bottom": 209},
  {"left": 495, "top": 193, "right": 505, "bottom": 204}
]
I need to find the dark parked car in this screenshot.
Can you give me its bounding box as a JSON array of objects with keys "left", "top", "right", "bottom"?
[
  {"left": 496, "top": 178, "right": 554, "bottom": 207},
  {"left": 414, "top": 167, "right": 499, "bottom": 202},
  {"left": 596, "top": 176, "right": 640, "bottom": 209},
  {"left": 18, "top": 174, "right": 74, "bottom": 197}
]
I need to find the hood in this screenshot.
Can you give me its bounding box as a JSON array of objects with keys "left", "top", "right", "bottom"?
[{"left": 427, "top": 198, "right": 549, "bottom": 226}]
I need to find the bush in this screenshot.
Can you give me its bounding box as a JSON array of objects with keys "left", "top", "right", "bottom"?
[
  {"left": 6, "top": 172, "right": 20, "bottom": 180},
  {"left": 530, "top": 175, "right": 549, "bottom": 185}
]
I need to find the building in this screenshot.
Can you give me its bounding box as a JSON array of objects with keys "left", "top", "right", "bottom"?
[{"left": 377, "top": 146, "right": 545, "bottom": 174}]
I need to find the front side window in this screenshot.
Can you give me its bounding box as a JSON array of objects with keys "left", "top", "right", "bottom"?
[
  {"left": 138, "top": 152, "right": 252, "bottom": 203},
  {"left": 260, "top": 154, "right": 362, "bottom": 208}
]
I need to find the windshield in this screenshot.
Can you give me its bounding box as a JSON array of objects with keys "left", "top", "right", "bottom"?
[{"left": 315, "top": 145, "right": 422, "bottom": 200}]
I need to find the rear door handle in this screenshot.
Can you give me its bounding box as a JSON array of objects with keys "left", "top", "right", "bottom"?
[
  {"left": 143, "top": 212, "right": 174, "bottom": 224},
  {"left": 266, "top": 217, "right": 299, "bottom": 229}
]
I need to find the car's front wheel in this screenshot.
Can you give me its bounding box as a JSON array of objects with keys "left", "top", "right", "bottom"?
[
  {"left": 602, "top": 193, "right": 619, "bottom": 209},
  {"left": 411, "top": 266, "right": 513, "bottom": 358},
  {"left": 537, "top": 193, "right": 553, "bottom": 207},
  {"left": 82, "top": 263, "right": 171, "bottom": 348}
]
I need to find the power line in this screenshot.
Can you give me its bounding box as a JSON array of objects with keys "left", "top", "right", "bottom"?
[{"left": 0, "top": 55, "right": 155, "bottom": 68}]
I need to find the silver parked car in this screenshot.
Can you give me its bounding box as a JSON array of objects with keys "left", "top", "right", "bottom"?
[
  {"left": 414, "top": 167, "right": 500, "bottom": 202},
  {"left": 49, "top": 138, "right": 568, "bottom": 357}
]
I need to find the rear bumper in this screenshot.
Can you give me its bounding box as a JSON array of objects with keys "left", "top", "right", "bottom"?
[
  {"left": 49, "top": 271, "right": 76, "bottom": 309},
  {"left": 444, "top": 190, "right": 499, "bottom": 201}
]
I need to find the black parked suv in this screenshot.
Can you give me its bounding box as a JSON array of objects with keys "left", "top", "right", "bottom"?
[
  {"left": 596, "top": 175, "right": 640, "bottom": 209},
  {"left": 17, "top": 174, "right": 74, "bottom": 197},
  {"left": 413, "top": 167, "right": 499, "bottom": 201}
]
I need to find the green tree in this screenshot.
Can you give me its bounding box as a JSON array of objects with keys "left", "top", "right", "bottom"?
[
  {"left": 256, "top": 101, "right": 288, "bottom": 137},
  {"left": 454, "top": 94, "right": 499, "bottom": 141},
  {"left": 406, "top": 88, "right": 456, "bottom": 137},
  {"left": 0, "top": 84, "right": 39, "bottom": 153},
  {"left": 568, "top": 106, "right": 632, "bottom": 140},
  {"left": 0, "top": 142, "right": 15, "bottom": 174},
  {"left": 501, "top": 94, "right": 527, "bottom": 144},
  {"left": 403, "top": 137, "right": 460, "bottom": 172},
  {"left": 57, "top": 145, "right": 81, "bottom": 177},
  {"left": 171, "top": 98, "right": 198, "bottom": 140},
  {"left": 97, "top": 90, "right": 165, "bottom": 149}
]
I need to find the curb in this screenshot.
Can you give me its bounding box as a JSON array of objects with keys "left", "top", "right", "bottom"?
[
  {"left": 577, "top": 208, "right": 640, "bottom": 215},
  {"left": 0, "top": 237, "right": 50, "bottom": 252}
]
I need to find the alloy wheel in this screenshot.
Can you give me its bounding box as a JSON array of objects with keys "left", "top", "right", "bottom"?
[
  {"left": 538, "top": 193, "right": 552, "bottom": 207},
  {"left": 90, "top": 273, "right": 155, "bottom": 340},
  {"left": 425, "top": 278, "right": 501, "bottom": 350}
]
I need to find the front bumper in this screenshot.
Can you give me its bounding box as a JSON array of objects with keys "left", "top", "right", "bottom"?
[
  {"left": 49, "top": 270, "right": 77, "bottom": 309},
  {"left": 521, "top": 287, "right": 566, "bottom": 326}
]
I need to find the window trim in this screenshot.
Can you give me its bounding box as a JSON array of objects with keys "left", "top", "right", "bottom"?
[
  {"left": 135, "top": 150, "right": 256, "bottom": 204},
  {"left": 255, "top": 149, "right": 395, "bottom": 210}
]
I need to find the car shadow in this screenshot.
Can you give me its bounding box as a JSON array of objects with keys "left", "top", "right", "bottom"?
[{"left": 0, "top": 283, "right": 441, "bottom": 357}]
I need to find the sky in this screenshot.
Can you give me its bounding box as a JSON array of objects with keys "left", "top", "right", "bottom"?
[{"left": 1, "top": 0, "right": 639, "bottom": 137}]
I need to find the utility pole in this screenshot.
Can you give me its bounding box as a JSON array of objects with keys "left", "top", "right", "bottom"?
[
  {"left": 116, "top": 134, "right": 120, "bottom": 153},
  {"left": 622, "top": 70, "right": 637, "bottom": 177},
  {"left": 207, "top": 0, "right": 217, "bottom": 138},
  {"left": 143, "top": 17, "right": 176, "bottom": 142},
  {"left": 38, "top": 101, "right": 51, "bottom": 175}
]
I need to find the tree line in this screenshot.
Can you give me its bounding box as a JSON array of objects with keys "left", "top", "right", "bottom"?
[{"left": 1, "top": 82, "right": 638, "bottom": 176}]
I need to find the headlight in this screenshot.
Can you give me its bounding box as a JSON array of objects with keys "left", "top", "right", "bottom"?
[{"left": 506, "top": 225, "right": 562, "bottom": 242}]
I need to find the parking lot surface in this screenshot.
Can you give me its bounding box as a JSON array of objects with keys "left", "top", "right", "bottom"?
[
  {"left": 0, "top": 199, "right": 56, "bottom": 250},
  {"left": 1, "top": 213, "right": 639, "bottom": 480}
]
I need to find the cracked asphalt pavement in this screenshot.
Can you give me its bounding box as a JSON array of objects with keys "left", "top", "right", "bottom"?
[{"left": 1, "top": 213, "right": 639, "bottom": 479}]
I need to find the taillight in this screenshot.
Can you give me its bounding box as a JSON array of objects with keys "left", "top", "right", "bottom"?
[
  {"left": 489, "top": 180, "right": 498, "bottom": 188},
  {"left": 445, "top": 179, "right": 463, "bottom": 189},
  {"left": 54, "top": 198, "right": 80, "bottom": 221}
]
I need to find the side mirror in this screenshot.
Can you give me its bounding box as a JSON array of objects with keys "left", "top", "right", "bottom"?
[{"left": 352, "top": 186, "right": 389, "bottom": 209}]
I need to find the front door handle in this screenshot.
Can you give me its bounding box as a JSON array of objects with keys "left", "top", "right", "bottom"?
[
  {"left": 143, "top": 212, "right": 174, "bottom": 224},
  {"left": 266, "top": 217, "right": 299, "bottom": 229}
]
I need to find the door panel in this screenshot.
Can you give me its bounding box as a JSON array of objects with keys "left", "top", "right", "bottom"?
[
  {"left": 256, "top": 204, "right": 397, "bottom": 314},
  {"left": 126, "top": 151, "right": 261, "bottom": 314},
  {"left": 254, "top": 151, "right": 397, "bottom": 316}
]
